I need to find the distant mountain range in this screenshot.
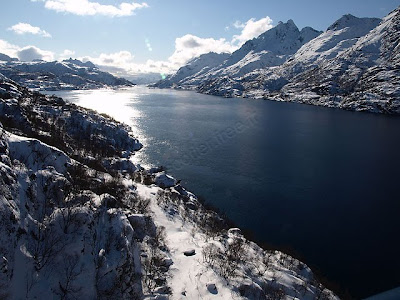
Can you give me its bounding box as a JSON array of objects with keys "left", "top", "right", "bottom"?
[
  {"left": 0, "top": 56, "right": 134, "bottom": 90},
  {"left": 153, "top": 6, "right": 400, "bottom": 114}
]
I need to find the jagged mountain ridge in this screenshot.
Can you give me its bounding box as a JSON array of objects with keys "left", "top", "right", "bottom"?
[{"left": 0, "top": 58, "right": 134, "bottom": 91}]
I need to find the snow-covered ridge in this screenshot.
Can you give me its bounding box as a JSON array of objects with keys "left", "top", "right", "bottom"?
[
  {"left": 0, "top": 75, "right": 339, "bottom": 299},
  {"left": 0, "top": 57, "right": 134, "bottom": 91}
]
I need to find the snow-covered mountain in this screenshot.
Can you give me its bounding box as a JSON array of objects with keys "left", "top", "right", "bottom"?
[
  {"left": 281, "top": 7, "right": 400, "bottom": 113},
  {"left": 216, "top": 20, "right": 320, "bottom": 77},
  {"left": 154, "top": 20, "right": 321, "bottom": 90},
  {"left": 283, "top": 14, "right": 381, "bottom": 74},
  {"left": 0, "top": 57, "right": 134, "bottom": 91},
  {"left": 231, "top": 14, "right": 382, "bottom": 99},
  {"left": 0, "top": 75, "right": 339, "bottom": 299},
  {"left": 155, "top": 8, "right": 400, "bottom": 114}
]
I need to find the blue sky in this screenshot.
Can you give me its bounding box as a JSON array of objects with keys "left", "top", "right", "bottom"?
[{"left": 0, "top": 0, "right": 398, "bottom": 76}]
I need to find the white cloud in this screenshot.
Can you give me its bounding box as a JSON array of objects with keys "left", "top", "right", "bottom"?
[
  {"left": 17, "top": 46, "right": 55, "bottom": 61},
  {"left": 59, "top": 49, "right": 76, "bottom": 59},
  {"left": 0, "top": 39, "right": 20, "bottom": 58},
  {"left": 166, "top": 16, "right": 274, "bottom": 68},
  {"left": 232, "top": 16, "right": 273, "bottom": 46},
  {"left": 168, "top": 34, "right": 236, "bottom": 67},
  {"left": 81, "top": 50, "right": 173, "bottom": 77},
  {"left": 97, "top": 51, "right": 134, "bottom": 65},
  {"left": 233, "top": 20, "right": 245, "bottom": 29},
  {"left": 32, "top": 0, "right": 148, "bottom": 17},
  {"left": 0, "top": 39, "right": 55, "bottom": 61},
  {"left": 8, "top": 22, "right": 51, "bottom": 38}
]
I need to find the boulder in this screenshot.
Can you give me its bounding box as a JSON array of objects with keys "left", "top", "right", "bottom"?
[{"left": 155, "top": 172, "right": 177, "bottom": 188}]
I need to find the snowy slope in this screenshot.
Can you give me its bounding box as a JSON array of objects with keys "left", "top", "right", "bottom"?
[
  {"left": 0, "top": 58, "right": 134, "bottom": 91},
  {"left": 136, "top": 184, "right": 339, "bottom": 300},
  {"left": 281, "top": 6, "right": 400, "bottom": 114},
  {"left": 282, "top": 15, "right": 381, "bottom": 75},
  {"left": 0, "top": 75, "right": 339, "bottom": 299}
]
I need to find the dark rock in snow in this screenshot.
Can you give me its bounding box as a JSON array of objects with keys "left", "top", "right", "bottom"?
[
  {"left": 207, "top": 283, "right": 218, "bottom": 294},
  {"left": 183, "top": 249, "right": 196, "bottom": 256}
]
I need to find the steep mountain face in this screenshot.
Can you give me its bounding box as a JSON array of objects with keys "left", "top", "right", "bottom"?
[
  {"left": 154, "top": 20, "right": 321, "bottom": 89},
  {"left": 0, "top": 58, "right": 134, "bottom": 91},
  {"left": 281, "top": 7, "right": 400, "bottom": 113}
]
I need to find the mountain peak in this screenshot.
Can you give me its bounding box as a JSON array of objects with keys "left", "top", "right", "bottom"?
[
  {"left": 287, "top": 19, "right": 296, "bottom": 26},
  {"left": 299, "top": 26, "right": 323, "bottom": 44},
  {"left": 327, "top": 14, "right": 381, "bottom": 31},
  {"left": 62, "top": 58, "right": 96, "bottom": 68},
  {"left": 276, "top": 19, "right": 298, "bottom": 29}
]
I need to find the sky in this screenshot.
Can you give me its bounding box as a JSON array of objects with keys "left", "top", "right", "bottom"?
[{"left": 0, "top": 0, "right": 398, "bottom": 77}]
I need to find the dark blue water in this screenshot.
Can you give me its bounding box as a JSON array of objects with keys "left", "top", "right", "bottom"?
[{"left": 50, "top": 87, "right": 400, "bottom": 298}]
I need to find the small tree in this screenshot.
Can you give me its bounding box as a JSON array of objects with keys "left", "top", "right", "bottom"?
[{"left": 55, "top": 255, "right": 83, "bottom": 300}]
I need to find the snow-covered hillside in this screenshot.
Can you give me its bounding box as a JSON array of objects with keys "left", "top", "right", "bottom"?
[
  {"left": 0, "top": 57, "right": 134, "bottom": 91},
  {"left": 0, "top": 75, "right": 339, "bottom": 299}
]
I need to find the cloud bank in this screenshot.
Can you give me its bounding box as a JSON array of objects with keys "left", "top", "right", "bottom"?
[
  {"left": 168, "top": 34, "right": 236, "bottom": 67},
  {"left": 32, "top": 0, "right": 148, "bottom": 17},
  {"left": 17, "top": 46, "right": 54, "bottom": 61},
  {"left": 8, "top": 23, "right": 52, "bottom": 38},
  {"left": 0, "top": 39, "right": 54, "bottom": 61}
]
